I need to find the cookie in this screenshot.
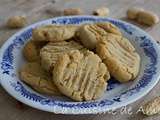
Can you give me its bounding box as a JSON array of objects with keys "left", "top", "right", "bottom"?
[
  {"left": 95, "top": 22, "right": 122, "bottom": 36},
  {"left": 40, "top": 41, "right": 84, "bottom": 71},
  {"left": 96, "top": 33, "right": 140, "bottom": 82},
  {"left": 23, "top": 40, "right": 46, "bottom": 62},
  {"left": 19, "top": 62, "right": 60, "bottom": 95},
  {"left": 53, "top": 50, "right": 110, "bottom": 101},
  {"left": 32, "top": 25, "right": 79, "bottom": 42},
  {"left": 77, "top": 22, "right": 121, "bottom": 50},
  {"left": 77, "top": 24, "right": 107, "bottom": 50}
]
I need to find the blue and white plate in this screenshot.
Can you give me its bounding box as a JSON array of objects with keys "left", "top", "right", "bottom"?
[{"left": 0, "top": 16, "right": 160, "bottom": 114}]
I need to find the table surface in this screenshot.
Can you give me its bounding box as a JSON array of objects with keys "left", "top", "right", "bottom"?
[{"left": 0, "top": 0, "right": 160, "bottom": 120}]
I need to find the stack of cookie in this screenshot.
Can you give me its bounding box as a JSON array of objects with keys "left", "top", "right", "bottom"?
[{"left": 19, "top": 22, "right": 140, "bottom": 101}]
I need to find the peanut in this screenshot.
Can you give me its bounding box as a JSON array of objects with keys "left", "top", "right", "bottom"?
[
  {"left": 93, "top": 7, "right": 109, "bottom": 16},
  {"left": 127, "top": 8, "right": 159, "bottom": 26},
  {"left": 7, "top": 16, "right": 26, "bottom": 28},
  {"left": 137, "top": 11, "right": 159, "bottom": 26},
  {"left": 142, "top": 96, "right": 160, "bottom": 116},
  {"left": 127, "top": 7, "right": 144, "bottom": 20},
  {"left": 63, "top": 8, "right": 83, "bottom": 16}
]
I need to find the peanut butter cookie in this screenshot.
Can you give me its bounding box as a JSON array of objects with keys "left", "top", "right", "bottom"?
[
  {"left": 77, "top": 22, "right": 121, "bottom": 50},
  {"left": 32, "top": 25, "right": 79, "bottom": 42},
  {"left": 53, "top": 50, "right": 110, "bottom": 101},
  {"left": 95, "top": 22, "right": 122, "bottom": 36},
  {"left": 96, "top": 34, "right": 140, "bottom": 82},
  {"left": 77, "top": 24, "right": 107, "bottom": 50},
  {"left": 40, "top": 41, "right": 84, "bottom": 71},
  {"left": 20, "top": 62, "right": 60, "bottom": 95},
  {"left": 23, "top": 40, "right": 46, "bottom": 62}
]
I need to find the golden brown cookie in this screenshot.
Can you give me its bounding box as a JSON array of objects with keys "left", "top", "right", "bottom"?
[
  {"left": 32, "top": 25, "right": 79, "bottom": 42},
  {"left": 95, "top": 22, "right": 122, "bottom": 36},
  {"left": 23, "top": 40, "right": 46, "bottom": 62},
  {"left": 19, "top": 62, "right": 61, "bottom": 95},
  {"left": 96, "top": 33, "right": 140, "bottom": 82},
  {"left": 77, "top": 24, "right": 107, "bottom": 50},
  {"left": 77, "top": 22, "right": 121, "bottom": 50},
  {"left": 40, "top": 41, "right": 84, "bottom": 72},
  {"left": 53, "top": 50, "right": 110, "bottom": 101}
]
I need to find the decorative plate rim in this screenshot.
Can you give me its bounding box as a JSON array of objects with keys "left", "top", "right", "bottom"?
[{"left": 0, "top": 16, "right": 160, "bottom": 114}]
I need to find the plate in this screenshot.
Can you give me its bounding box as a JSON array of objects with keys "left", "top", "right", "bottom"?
[{"left": 0, "top": 16, "right": 160, "bottom": 114}]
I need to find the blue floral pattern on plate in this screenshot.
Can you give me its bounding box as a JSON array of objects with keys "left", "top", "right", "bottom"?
[{"left": 0, "top": 16, "right": 160, "bottom": 114}]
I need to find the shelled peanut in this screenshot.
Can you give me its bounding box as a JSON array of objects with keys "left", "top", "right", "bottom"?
[
  {"left": 63, "top": 8, "right": 83, "bottom": 15},
  {"left": 142, "top": 96, "right": 160, "bottom": 116},
  {"left": 127, "top": 7, "right": 159, "bottom": 26},
  {"left": 7, "top": 16, "right": 27, "bottom": 28},
  {"left": 93, "top": 7, "right": 109, "bottom": 16}
]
